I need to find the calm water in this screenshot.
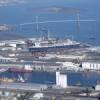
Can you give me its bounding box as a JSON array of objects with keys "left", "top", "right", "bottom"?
[
  {"left": 0, "top": 71, "right": 100, "bottom": 87},
  {"left": 0, "top": 0, "right": 100, "bottom": 45}
]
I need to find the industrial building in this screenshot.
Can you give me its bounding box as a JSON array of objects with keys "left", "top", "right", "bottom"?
[
  {"left": 82, "top": 61, "right": 100, "bottom": 70},
  {"left": 56, "top": 71, "right": 67, "bottom": 88}
]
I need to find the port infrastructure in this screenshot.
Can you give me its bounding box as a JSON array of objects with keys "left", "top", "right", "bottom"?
[{"left": 0, "top": 83, "right": 99, "bottom": 96}]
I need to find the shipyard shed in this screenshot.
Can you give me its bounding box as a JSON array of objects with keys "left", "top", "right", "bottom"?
[
  {"left": 56, "top": 71, "right": 68, "bottom": 88},
  {"left": 2, "top": 40, "right": 27, "bottom": 50},
  {"left": 82, "top": 61, "right": 100, "bottom": 70}
]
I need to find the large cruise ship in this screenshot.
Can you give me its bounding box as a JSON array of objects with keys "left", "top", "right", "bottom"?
[{"left": 28, "top": 38, "right": 88, "bottom": 53}]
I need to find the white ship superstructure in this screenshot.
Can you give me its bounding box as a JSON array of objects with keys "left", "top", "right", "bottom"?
[{"left": 29, "top": 38, "right": 83, "bottom": 52}]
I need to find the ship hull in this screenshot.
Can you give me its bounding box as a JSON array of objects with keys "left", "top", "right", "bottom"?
[
  {"left": 29, "top": 44, "right": 84, "bottom": 52},
  {"left": 8, "top": 68, "right": 33, "bottom": 73}
]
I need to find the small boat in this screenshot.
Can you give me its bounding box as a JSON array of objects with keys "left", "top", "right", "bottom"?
[{"left": 17, "top": 75, "right": 25, "bottom": 83}]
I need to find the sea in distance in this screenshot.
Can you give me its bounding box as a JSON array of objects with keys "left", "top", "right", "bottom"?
[
  {"left": 0, "top": 0, "right": 100, "bottom": 45},
  {"left": 0, "top": 0, "right": 100, "bottom": 86}
]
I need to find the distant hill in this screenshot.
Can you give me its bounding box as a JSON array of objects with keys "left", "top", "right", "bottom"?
[{"left": 0, "top": 0, "right": 31, "bottom": 6}]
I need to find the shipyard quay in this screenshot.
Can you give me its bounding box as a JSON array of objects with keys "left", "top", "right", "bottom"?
[
  {"left": 0, "top": 0, "right": 99, "bottom": 100},
  {"left": 0, "top": 37, "right": 99, "bottom": 100}
]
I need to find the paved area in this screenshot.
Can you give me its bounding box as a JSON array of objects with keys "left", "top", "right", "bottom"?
[{"left": 0, "top": 83, "right": 48, "bottom": 92}]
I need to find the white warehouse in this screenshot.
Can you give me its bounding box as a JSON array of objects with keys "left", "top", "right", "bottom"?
[
  {"left": 82, "top": 62, "right": 100, "bottom": 70},
  {"left": 56, "top": 71, "right": 67, "bottom": 88}
]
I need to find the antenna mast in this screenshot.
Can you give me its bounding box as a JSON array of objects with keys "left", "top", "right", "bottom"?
[
  {"left": 77, "top": 13, "right": 80, "bottom": 34},
  {"left": 36, "top": 16, "right": 39, "bottom": 32},
  {"left": 47, "top": 29, "right": 50, "bottom": 40}
]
